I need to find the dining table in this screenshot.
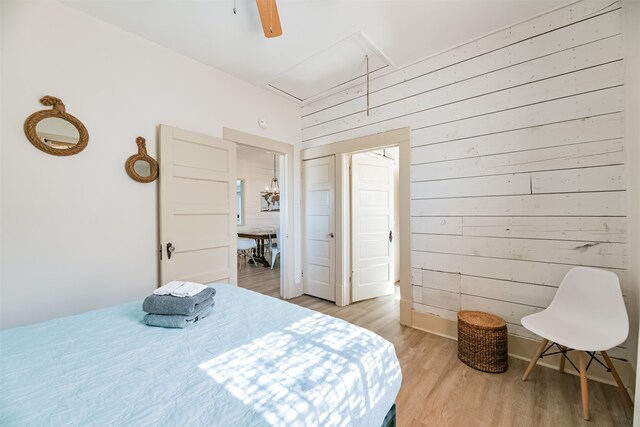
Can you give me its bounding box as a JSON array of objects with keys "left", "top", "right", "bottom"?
[{"left": 237, "top": 231, "right": 277, "bottom": 267}]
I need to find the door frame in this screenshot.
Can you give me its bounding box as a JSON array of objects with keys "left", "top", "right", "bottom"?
[
  {"left": 301, "top": 128, "right": 411, "bottom": 326},
  {"left": 223, "top": 128, "right": 296, "bottom": 299}
]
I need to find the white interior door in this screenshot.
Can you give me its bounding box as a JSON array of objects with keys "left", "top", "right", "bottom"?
[
  {"left": 303, "top": 156, "right": 336, "bottom": 301},
  {"left": 351, "top": 152, "right": 395, "bottom": 302},
  {"left": 159, "top": 125, "right": 237, "bottom": 286}
]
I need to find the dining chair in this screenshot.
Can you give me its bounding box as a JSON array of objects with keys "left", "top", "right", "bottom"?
[
  {"left": 521, "top": 266, "right": 632, "bottom": 420},
  {"left": 262, "top": 227, "right": 280, "bottom": 269},
  {"left": 269, "top": 230, "right": 280, "bottom": 270},
  {"left": 237, "top": 237, "right": 257, "bottom": 269}
]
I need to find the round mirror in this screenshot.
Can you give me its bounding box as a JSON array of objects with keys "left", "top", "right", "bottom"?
[
  {"left": 35, "top": 117, "right": 80, "bottom": 150},
  {"left": 125, "top": 136, "right": 158, "bottom": 183},
  {"left": 133, "top": 159, "right": 152, "bottom": 177},
  {"left": 24, "top": 96, "right": 89, "bottom": 156}
]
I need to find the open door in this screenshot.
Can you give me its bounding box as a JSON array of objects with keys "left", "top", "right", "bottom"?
[
  {"left": 303, "top": 156, "right": 336, "bottom": 301},
  {"left": 351, "top": 152, "right": 395, "bottom": 302},
  {"left": 159, "top": 125, "right": 237, "bottom": 285}
]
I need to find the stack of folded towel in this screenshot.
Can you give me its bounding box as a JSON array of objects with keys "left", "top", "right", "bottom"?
[{"left": 142, "top": 281, "right": 216, "bottom": 329}]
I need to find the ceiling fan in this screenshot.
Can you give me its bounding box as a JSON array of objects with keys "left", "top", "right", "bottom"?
[{"left": 255, "top": 0, "right": 282, "bottom": 38}]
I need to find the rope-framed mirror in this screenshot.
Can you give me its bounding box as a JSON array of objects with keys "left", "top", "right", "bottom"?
[
  {"left": 125, "top": 136, "right": 158, "bottom": 183},
  {"left": 24, "top": 96, "right": 89, "bottom": 156}
]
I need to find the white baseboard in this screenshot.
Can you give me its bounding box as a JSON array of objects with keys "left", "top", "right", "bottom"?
[{"left": 411, "top": 309, "right": 636, "bottom": 401}]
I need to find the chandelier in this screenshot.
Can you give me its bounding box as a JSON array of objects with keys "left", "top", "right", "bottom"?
[{"left": 262, "top": 154, "right": 280, "bottom": 211}]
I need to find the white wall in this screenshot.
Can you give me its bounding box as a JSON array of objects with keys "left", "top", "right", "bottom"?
[
  {"left": 623, "top": 0, "right": 640, "bottom": 416},
  {"left": 302, "top": 0, "right": 631, "bottom": 361},
  {"left": 0, "top": 0, "right": 300, "bottom": 329},
  {"left": 237, "top": 146, "right": 280, "bottom": 230}
]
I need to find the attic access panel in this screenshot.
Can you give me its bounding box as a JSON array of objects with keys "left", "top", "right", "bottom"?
[{"left": 268, "top": 32, "right": 393, "bottom": 103}]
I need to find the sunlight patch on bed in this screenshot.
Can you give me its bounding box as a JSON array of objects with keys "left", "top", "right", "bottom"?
[{"left": 198, "top": 313, "right": 401, "bottom": 426}]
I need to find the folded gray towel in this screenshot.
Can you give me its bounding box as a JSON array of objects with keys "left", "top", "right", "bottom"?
[
  {"left": 143, "top": 287, "right": 216, "bottom": 315},
  {"left": 143, "top": 300, "right": 214, "bottom": 329}
]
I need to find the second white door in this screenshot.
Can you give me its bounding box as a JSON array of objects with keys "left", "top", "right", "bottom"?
[
  {"left": 351, "top": 152, "right": 395, "bottom": 302},
  {"left": 303, "top": 156, "right": 336, "bottom": 301}
]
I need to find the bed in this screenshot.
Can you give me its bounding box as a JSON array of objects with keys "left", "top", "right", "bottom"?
[{"left": 0, "top": 285, "right": 402, "bottom": 426}]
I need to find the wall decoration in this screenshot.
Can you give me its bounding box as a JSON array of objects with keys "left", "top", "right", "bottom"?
[
  {"left": 125, "top": 136, "right": 159, "bottom": 183},
  {"left": 260, "top": 191, "right": 280, "bottom": 212},
  {"left": 24, "top": 96, "right": 89, "bottom": 156}
]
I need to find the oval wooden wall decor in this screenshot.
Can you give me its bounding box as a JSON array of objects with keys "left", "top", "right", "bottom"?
[
  {"left": 24, "top": 96, "right": 89, "bottom": 156},
  {"left": 125, "top": 136, "right": 159, "bottom": 183}
]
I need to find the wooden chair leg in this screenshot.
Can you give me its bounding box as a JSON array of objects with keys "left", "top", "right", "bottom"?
[
  {"left": 522, "top": 339, "right": 549, "bottom": 381},
  {"left": 602, "top": 351, "right": 633, "bottom": 407},
  {"left": 247, "top": 251, "right": 257, "bottom": 266},
  {"left": 579, "top": 351, "right": 590, "bottom": 421},
  {"left": 559, "top": 346, "right": 566, "bottom": 374}
]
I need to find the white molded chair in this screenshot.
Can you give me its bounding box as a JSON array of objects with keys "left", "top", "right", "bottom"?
[
  {"left": 262, "top": 227, "right": 280, "bottom": 269},
  {"left": 237, "top": 237, "right": 257, "bottom": 269},
  {"left": 521, "top": 266, "right": 632, "bottom": 420},
  {"left": 270, "top": 231, "right": 280, "bottom": 270}
]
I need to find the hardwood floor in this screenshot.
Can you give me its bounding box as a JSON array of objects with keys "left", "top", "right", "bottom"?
[{"left": 238, "top": 265, "right": 633, "bottom": 426}]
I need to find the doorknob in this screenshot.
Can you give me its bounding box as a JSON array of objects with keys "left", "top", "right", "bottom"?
[
  {"left": 166, "top": 242, "right": 175, "bottom": 260},
  {"left": 389, "top": 230, "right": 393, "bottom": 243},
  {"left": 329, "top": 233, "right": 335, "bottom": 238}
]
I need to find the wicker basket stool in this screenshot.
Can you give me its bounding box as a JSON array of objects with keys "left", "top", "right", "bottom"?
[{"left": 457, "top": 311, "right": 508, "bottom": 373}]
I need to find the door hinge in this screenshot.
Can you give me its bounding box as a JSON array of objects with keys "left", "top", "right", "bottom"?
[{"left": 159, "top": 244, "right": 163, "bottom": 261}]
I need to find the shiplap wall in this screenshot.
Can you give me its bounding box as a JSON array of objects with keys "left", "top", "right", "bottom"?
[
  {"left": 237, "top": 146, "right": 280, "bottom": 229},
  {"left": 301, "top": 1, "right": 628, "bottom": 358}
]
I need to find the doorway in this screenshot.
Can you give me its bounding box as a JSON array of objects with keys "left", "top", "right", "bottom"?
[
  {"left": 223, "top": 127, "right": 296, "bottom": 300},
  {"left": 158, "top": 125, "right": 296, "bottom": 299},
  {"left": 301, "top": 128, "right": 411, "bottom": 325},
  {"left": 235, "top": 145, "right": 283, "bottom": 297}
]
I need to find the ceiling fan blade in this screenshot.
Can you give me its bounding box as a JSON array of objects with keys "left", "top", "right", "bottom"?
[{"left": 256, "top": 0, "right": 282, "bottom": 38}]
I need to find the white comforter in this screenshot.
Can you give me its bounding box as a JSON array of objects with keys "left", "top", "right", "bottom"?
[{"left": 0, "top": 284, "right": 402, "bottom": 426}]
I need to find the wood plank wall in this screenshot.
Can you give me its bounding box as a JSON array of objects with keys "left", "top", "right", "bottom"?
[
  {"left": 301, "top": 0, "right": 628, "bottom": 359},
  {"left": 236, "top": 146, "right": 281, "bottom": 229}
]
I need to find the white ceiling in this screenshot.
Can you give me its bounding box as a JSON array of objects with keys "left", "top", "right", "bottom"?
[
  {"left": 268, "top": 32, "right": 394, "bottom": 101},
  {"left": 64, "top": 0, "right": 568, "bottom": 103}
]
